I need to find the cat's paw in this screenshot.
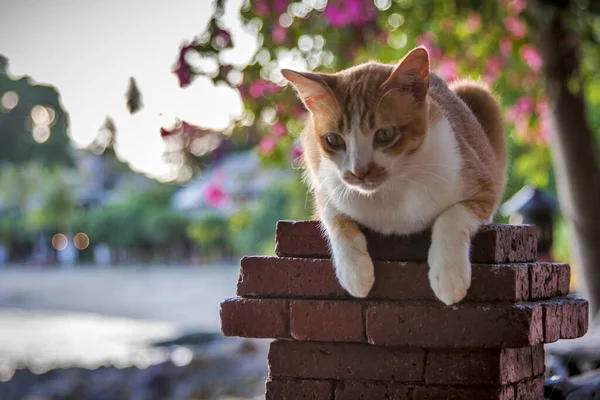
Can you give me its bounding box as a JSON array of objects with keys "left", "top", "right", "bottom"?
[
  {"left": 427, "top": 245, "right": 471, "bottom": 305},
  {"left": 334, "top": 247, "right": 375, "bottom": 298}
]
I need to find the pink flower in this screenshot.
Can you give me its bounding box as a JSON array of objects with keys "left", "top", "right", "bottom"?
[
  {"left": 324, "top": 0, "right": 376, "bottom": 28},
  {"left": 215, "top": 27, "right": 231, "bottom": 47},
  {"left": 254, "top": 0, "right": 269, "bottom": 17},
  {"left": 160, "top": 127, "right": 176, "bottom": 137},
  {"left": 173, "top": 42, "right": 196, "bottom": 87},
  {"left": 536, "top": 101, "right": 551, "bottom": 144},
  {"left": 291, "top": 144, "right": 303, "bottom": 161},
  {"left": 248, "top": 79, "right": 279, "bottom": 99},
  {"left": 500, "top": 37, "right": 513, "bottom": 56},
  {"left": 506, "top": 96, "right": 533, "bottom": 123},
  {"left": 466, "top": 12, "right": 482, "bottom": 33},
  {"left": 509, "top": 0, "right": 527, "bottom": 15},
  {"left": 260, "top": 136, "right": 276, "bottom": 155},
  {"left": 520, "top": 45, "right": 542, "bottom": 72},
  {"left": 437, "top": 59, "right": 458, "bottom": 82},
  {"left": 273, "top": 0, "right": 288, "bottom": 13},
  {"left": 484, "top": 57, "right": 504, "bottom": 83},
  {"left": 272, "top": 23, "right": 287, "bottom": 44},
  {"left": 504, "top": 16, "right": 527, "bottom": 39},
  {"left": 272, "top": 122, "right": 286, "bottom": 137},
  {"left": 204, "top": 184, "right": 227, "bottom": 208}
]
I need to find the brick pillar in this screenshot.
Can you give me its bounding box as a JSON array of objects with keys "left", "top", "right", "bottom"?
[{"left": 220, "top": 220, "right": 589, "bottom": 400}]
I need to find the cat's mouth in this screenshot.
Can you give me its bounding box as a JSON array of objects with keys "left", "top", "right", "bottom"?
[{"left": 342, "top": 177, "right": 384, "bottom": 193}]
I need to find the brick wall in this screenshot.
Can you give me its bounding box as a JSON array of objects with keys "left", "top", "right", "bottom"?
[{"left": 220, "top": 220, "right": 589, "bottom": 399}]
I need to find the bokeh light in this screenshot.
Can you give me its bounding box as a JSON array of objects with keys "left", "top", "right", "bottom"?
[
  {"left": 74, "top": 232, "right": 90, "bottom": 250},
  {"left": 1, "top": 91, "right": 18, "bottom": 111},
  {"left": 32, "top": 125, "right": 51, "bottom": 143},
  {"left": 31, "top": 105, "right": 51, "bottom": 125},
  {"left": 52, "top": 233, "right": 68, "bottom": 251}
]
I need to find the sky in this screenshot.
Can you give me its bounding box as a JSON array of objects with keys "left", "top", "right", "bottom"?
[{"left": 0, "top": 0, "right": 261, "bottom": 180}]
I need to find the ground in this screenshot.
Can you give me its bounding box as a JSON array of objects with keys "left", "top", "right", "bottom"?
[{"left": 0, "top": 264, "right": 240, "bottom": 370}]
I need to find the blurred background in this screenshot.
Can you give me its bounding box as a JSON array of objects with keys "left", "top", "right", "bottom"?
[{"left": 1, "top": 0, "right": 600, "bottom": 398}]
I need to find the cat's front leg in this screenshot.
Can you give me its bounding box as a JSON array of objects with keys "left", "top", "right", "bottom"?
[
  {"left": 428, "top": 202, "right": 485, "bottom": 305},
  {"left": 320, "top": 205, "right": 375, "bottom": 298}
]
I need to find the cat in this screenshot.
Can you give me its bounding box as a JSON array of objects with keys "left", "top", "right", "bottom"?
[{"left": 281, "top": 47, "right": 506, "bottom": 305}]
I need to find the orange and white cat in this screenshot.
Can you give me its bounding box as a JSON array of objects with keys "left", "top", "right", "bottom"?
[{"left": 281, "top": 47, "right": 506, "bottom": 305}]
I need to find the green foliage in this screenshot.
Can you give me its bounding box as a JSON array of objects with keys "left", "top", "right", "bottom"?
[
  {"left": 83, "top": 183, "right": 189, "bottom": 249},
  {"left": 231, "top": 177, "right": 312, "bottom": 255},
  {"left": 0, "top": 210, "right": 31, "bottom": 245},
  {"left": 0, "top": 58, "right": 73, "bottom": 167},
  {"left": 187, "top": 214, "right": 231, "bottom": 254}
]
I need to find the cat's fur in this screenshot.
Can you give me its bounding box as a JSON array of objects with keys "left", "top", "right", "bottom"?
[{"left": 281, "top": 47, "right": 506, "bottom": 305}]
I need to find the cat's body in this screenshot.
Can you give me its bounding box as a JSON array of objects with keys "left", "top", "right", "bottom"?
[{"left": 283, "top": 47, "right": 506, "bottom": 305}]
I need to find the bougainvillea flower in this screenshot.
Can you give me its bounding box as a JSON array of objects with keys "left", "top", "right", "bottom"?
[
  {"left": 215, "top": 27, "right": 231, "bottom": 47},
  {"left": 437, "top": 59, "right": 458, "bottom": 82},
  {"left": 500, "top": 37, "right": 513, "bottom": 56},
  {"left": 254, "top": 0, "right": 269, "bottom": 17},
  {"left": 520, "top": 45, "right": 542, "bottom": 72},
  {"left": 272, "top": 122, "right": 286, "bottom": 137},
  {"left": 272, "top": 23, "right": 287, "bottom": 45},
  {"left": 324, "top": 0, "right": 376, "bottom": 28},
  {"left": 173, "top": 42, "right": 196, "bottom": 87},
  {"left": 466, "top": 12, "right": 482, "bottom": 33},
  {"left": 504, "top": 16, "right": 527, "bottom": 39},
  {"left": 248, "top": 79, "right": 280, "bottom": 99},
  {"left": 204, "top": 183, "right": 227, "bottom": 208},
  {"left": 160, "top": 127, "right": 176, "bottom": 137},
  {"left": 273, "top": 0, "right": 288, "bottom": 13},
  {"left": 259, "top": 136, "right": 276, "bottom": 155}
]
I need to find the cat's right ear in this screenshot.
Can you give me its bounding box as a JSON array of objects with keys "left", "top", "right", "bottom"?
[{"left": 281, "top": 69, "right": 335, "bottom": 113}]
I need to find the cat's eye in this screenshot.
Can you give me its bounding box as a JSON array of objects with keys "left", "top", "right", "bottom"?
[
  {"left": 374, "top": 127, "right": 397, "bottom": 144},
  {"left": 325, "top": 133, "right": 345, "bottom": 149}
]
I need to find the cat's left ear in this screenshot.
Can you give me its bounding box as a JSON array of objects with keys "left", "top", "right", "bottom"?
[
  {"left": 384, "top": 47, "right": 430, "bottom": 102},
  {"left": 281, "top": 69, "right": 336, "bottom": 113}
]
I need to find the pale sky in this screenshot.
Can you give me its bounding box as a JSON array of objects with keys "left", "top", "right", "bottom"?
[{"left": 0, "top": 0, "right": 264, "bottom": 180}]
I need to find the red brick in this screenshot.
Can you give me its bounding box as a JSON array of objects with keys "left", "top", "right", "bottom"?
[
  {"left": 366, "top": 302, "right": 543, "bottom": 348},
  {"left": 290, "top": 300, "right": 364, "bottom": 342},
  {"left": 413, "top": 385, "right": 515, "bottom": 400},
  {"left": 531, "top": 345, "right": 545, "bottom": 376},
  {"left": 515, "top": 377, "right": 544, "bottom": 400},
  {"left": 555, "top": 264, "right": 571, "bottom": 295},
  {"left": 237, "top": 257, "right": 344, "bottom": 298},
  {"left": 237, "top": 257, "right": 542, "bottom": 302},
  {"left": 335, "top": 381, "right": 410, "bottom": 400},
  {"left": 561, "top": 298, "right": 589, "bottom": 339},
  {"left": 266, "top": 379, "right": 333, "bottom": 400},
  {"left": 220, "top": 297, "right": 289, "bottom": 339},
  {"left": 275, "top": 220, "right": 536, "bottom": 263},
  {"left": 425, "top": 348, "right": 533, "bottom": 385},
  {"left": 530, "top": 263, "right": 558, "bottom": 299},
  {"left": 469, "top": 264, "right": 530, "bottom": 301},
  {"left": 268, "top": 340, "right": 424, "bottom": 382},
  {"left": 543, "top": 301, "right": 562, "bottom": 343}
]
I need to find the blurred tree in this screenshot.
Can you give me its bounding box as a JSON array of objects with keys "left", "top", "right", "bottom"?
[
  {"left": 165, "top": 0, "right": 600, "bottom": 318},
  {"left": 532, "top": 0, "right": 600, "bottom": 318},
  {"left": 187, "top": 213, "right": 232, "bottom": 258},
  {"left": 0, "top": 56, "right": 73, "bottom": 167}
]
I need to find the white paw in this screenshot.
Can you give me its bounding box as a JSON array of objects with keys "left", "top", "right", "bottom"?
[
  {"left": 334, "top": 247, "right": 375, "bottom": 298},
  {"left": 428, "top": 245, "right": 471, "bottom": 305}
]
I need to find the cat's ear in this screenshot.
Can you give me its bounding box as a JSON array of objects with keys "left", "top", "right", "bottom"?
[
  {"left": 384, "top": 47, "right": 430, "bottom": 102},
  {"left": 281, "top": 69, "right": 336, "bottom": 112}
]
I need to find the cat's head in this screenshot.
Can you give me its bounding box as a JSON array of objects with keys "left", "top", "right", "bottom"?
[{"left": 282, "top": 47, "right": 431, "bottom": 194}]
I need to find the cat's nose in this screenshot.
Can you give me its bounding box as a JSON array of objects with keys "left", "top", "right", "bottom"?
[{"left": 351, "top": 166, "right": 371, "bottom": 180}]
